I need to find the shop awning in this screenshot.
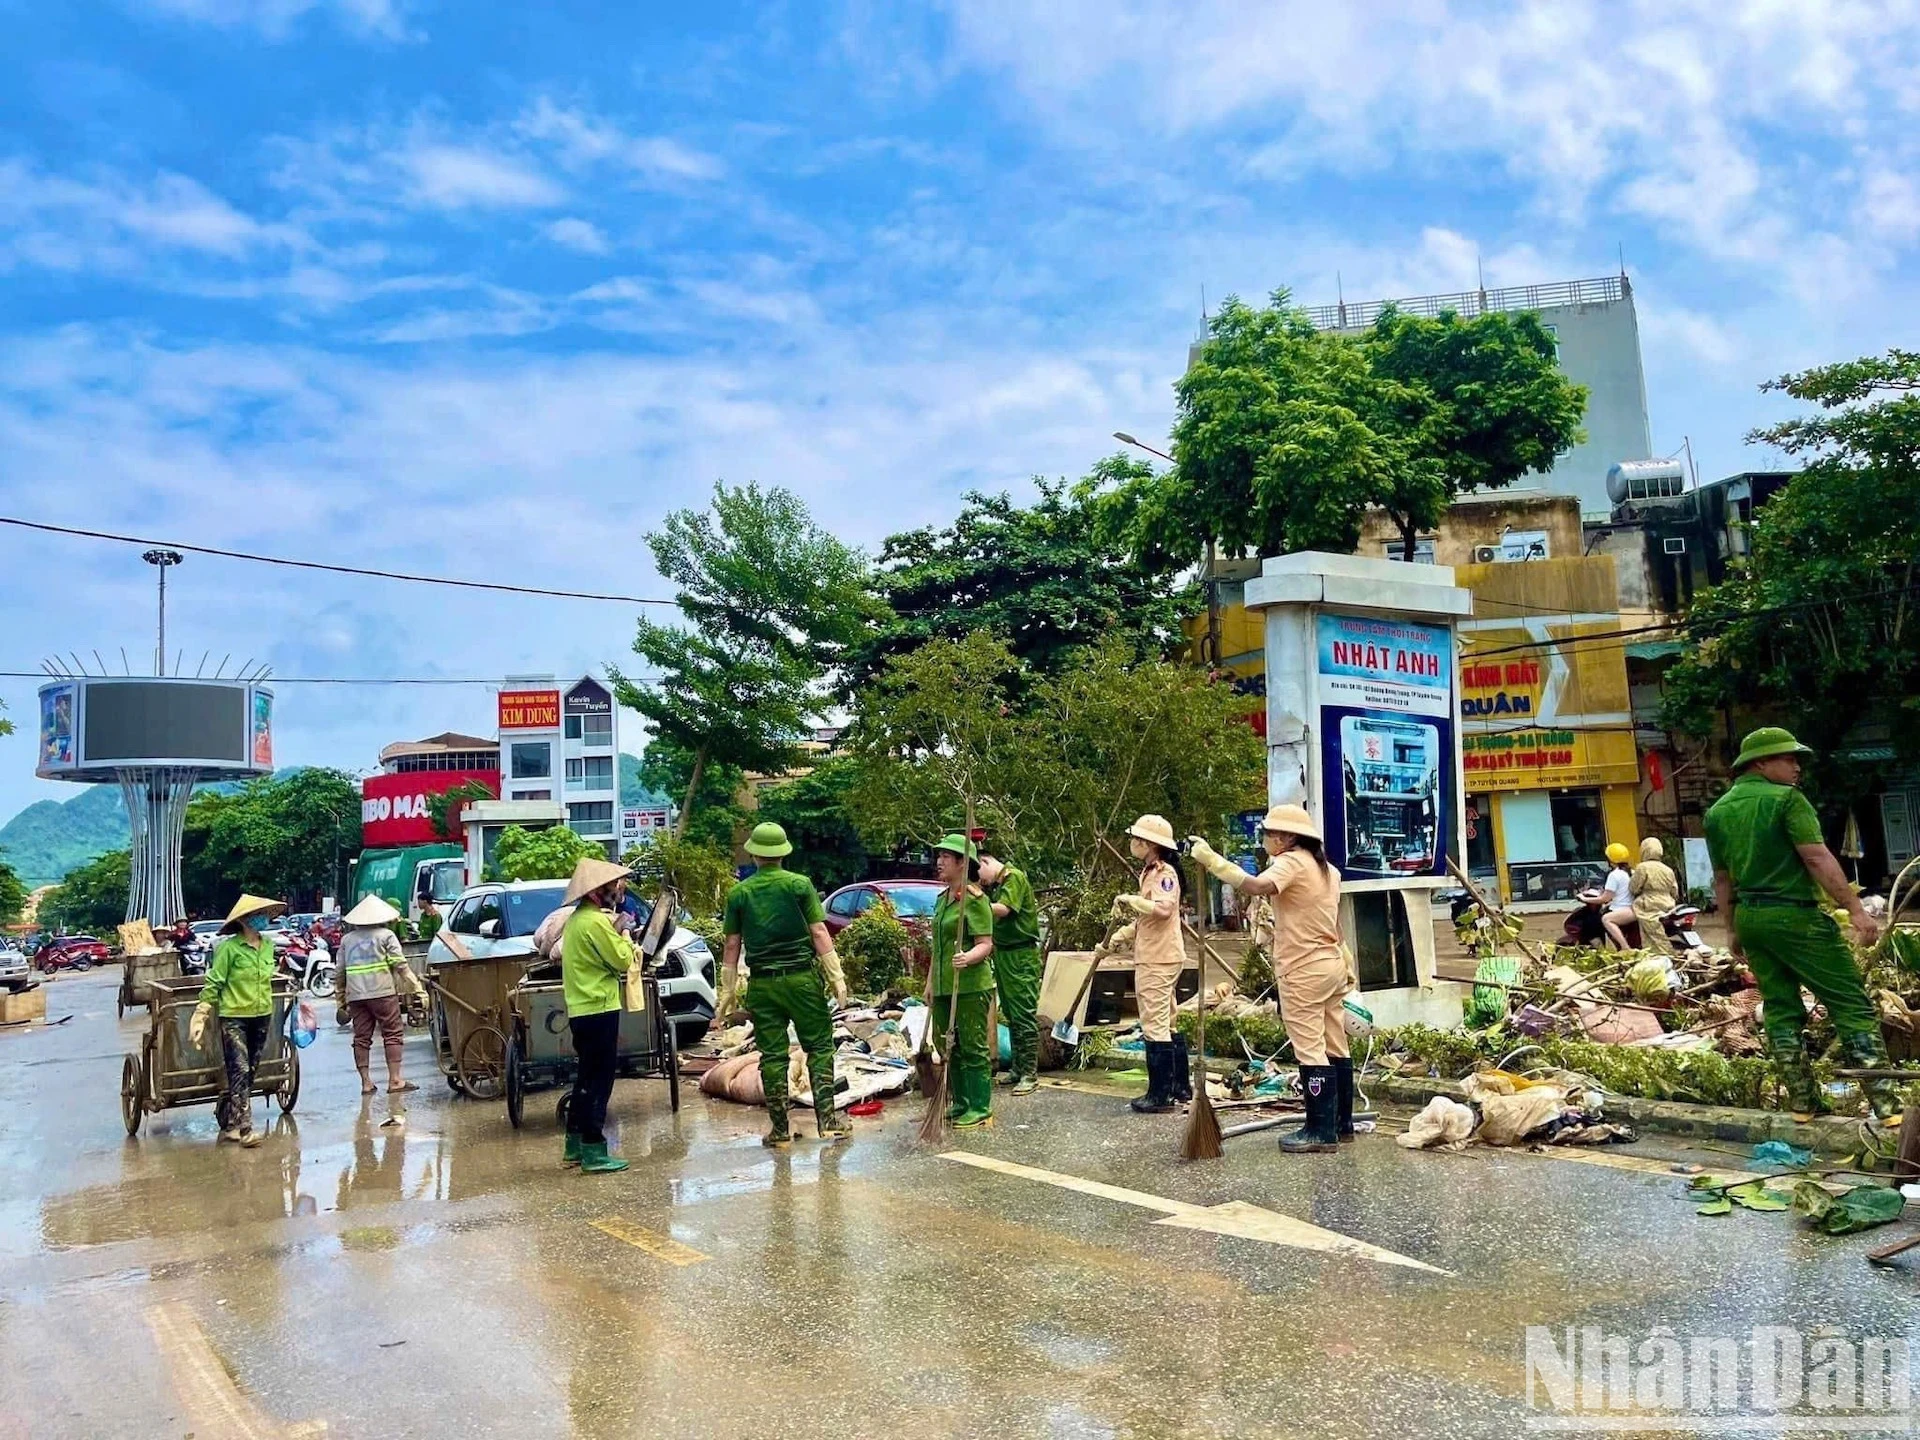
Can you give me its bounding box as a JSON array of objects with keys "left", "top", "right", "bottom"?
[{"left": 1624, "top": 641, "right": 1685, "bottom": 660}]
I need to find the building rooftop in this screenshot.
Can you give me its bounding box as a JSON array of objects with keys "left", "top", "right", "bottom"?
[
  {"left": 1302, "top": 273, "right": 1629, "bottom": 333},
  {"left": 377, "top": 731, "right": 500, "bottom": 765}
]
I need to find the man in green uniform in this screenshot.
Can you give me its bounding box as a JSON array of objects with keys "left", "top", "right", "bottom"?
[
  {"left": 978, "top": 851, "right": 1041, "bottom": 1094},
  {"left": 930, "top": 834, "right": 997, "bottom": 1128},
  {"left": 721, "top": 822, "right": 852, "bottom": 1147},
  {"left": 1705, "top": 727, "right": 1894, "bottom": 1124}
]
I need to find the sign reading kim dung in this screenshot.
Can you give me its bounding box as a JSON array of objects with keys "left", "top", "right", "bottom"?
[
  {"left": 35, "top": 678, "right": 276, "bottom": 780},
  {"left": 1314, "top": 614, "right": 1455, "bottom": 881}
]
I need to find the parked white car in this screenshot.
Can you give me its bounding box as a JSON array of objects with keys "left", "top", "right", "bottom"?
[
  {"left": 0, "top": 944, "right": 30, "bottom": 992},
  {"left": 424, "top": 879, "right": 717, "bottom": 1048}
]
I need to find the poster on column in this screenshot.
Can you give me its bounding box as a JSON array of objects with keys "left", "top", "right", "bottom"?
[{"left": 1314, "top": 613, "right": 1456, "bottom": 880}]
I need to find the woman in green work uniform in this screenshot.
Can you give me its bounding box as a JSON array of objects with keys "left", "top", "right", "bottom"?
[
  {"left": 720, "top": 822, "right": 852, "bottom": 1148},
  {"left": 978, "top": 850, "right": 1041, "bottom": 1094},
  {"left": 930, "top": 834, "right": 997, "bottom": 1128},
  {"left": 559, "top": 857, "right": 638, "bottom": 1174},
  {"left": 189, "top": 893, "right": 285, "bottom": 1148}
]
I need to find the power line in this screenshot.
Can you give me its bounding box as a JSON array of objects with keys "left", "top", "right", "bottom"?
[{"left": 0, "top": 516, "right": 680, "bottom": 608}]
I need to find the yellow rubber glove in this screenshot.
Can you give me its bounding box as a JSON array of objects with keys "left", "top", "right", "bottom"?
[
  {"left": 1108, "top": 924, "right": 1136, "bottom": 950},
  {"left": 189, "top": 1001, "right": 214, "bottom": 1050},
  {"left": 819, "top": 947, "right": 850, "bottom": 1007},
  {"left": 1187, "top": 837, "right": 1247, "bottom": 888},
  {"left": 1116, "top": 893, "right": 1156, "bottom": 917}
]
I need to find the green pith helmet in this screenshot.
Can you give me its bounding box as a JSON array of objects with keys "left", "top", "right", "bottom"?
[
  {"left": 933, "top": 833, "right": 978, "bottom": 862},
  {"left": 744, "top": 821, "right": 793, "bottom": 858},
  {"left": 1733, "top": 726, "right": 1815, "bottom": 771}
]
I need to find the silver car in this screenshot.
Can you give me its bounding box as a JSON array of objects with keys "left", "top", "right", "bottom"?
[
  {"left": 0, "top": 944, "right": 29, "bottom": 992},
  {"left": 425, "top": 879, "right": 717, "bottom": 1048}
]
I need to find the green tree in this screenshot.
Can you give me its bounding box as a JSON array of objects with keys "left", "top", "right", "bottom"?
[
  {"left": 427, "top": 779, "right": 496, "bottom": 841},
  {"left": 622, "top": 832, "right": 734, "bottom": 922},
  {"left": 1101, "top": 292, "right": 1585, "bottom": 566},
  {"left": 40, "top": 849, "right": 130, "bottom": 933},
  {"left": 492, "top": 825, "right": 603, "bottom": 883},
  {"left": 753, "top": 757, "right": 871, "bottom": 893},
  {"left": 0, "top": 855, "right": 25, "bottom": 926},
  {"left": 612, "top": 481, "right": 881, "bottom": 840},
  {"left": 181, "top": 769, "right": 362, "bottom": 915},
  {"left": 849, "top": 474, "right": 1196, "bottom": 685},
  {"left": 837, "top": 897, "right": 912, "bottom": 996},
  {"left": 1664, "top": 349, "right": 1920, "bottom": 799},
  {"left": 845, "top": 635, "right": 1265, "bottom": 943},
  {"left": 634, "top": 736, "right": 744, "bottom": 852}
]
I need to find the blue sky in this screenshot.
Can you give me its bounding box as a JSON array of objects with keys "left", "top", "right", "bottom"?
[{"left": 3, "top": 0, "right": 1918, "bottom": 821}]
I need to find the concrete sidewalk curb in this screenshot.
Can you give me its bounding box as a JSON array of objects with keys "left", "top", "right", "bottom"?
[{"left": 1081, "top": 1051, "right": 1870, "bottom": 1154}]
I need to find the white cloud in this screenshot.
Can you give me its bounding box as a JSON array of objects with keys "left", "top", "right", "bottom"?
[
  {"left": 0, "top": 161, "right": 296, "bottom": 264},
  {"left": 544, "top": 217, "right": 611, "bottom": 254},
  {"left": 401, "top": 144, "right": 563, "bottom": 210},
  {"left": 129, "top": 0, "right": 411, "bottom": 41},
  {"left": 516, "top": 98, "right": 722, "bottom": 183}
]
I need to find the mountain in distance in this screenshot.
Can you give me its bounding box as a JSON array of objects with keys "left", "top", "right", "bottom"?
[
  {"left": 618, "top": 752, "right": 672, "bottom": 809},
  {"left": 0, "top": 784, "right": 129, "bottom": 886}
]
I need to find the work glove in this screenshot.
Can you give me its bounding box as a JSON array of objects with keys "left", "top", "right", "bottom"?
[
  {"left": 189, "top": 1001, "right": 214, "bottom": 1051},
  {"left": 716, "top": 971, "right": 740, "bottom": 1020},
  {"left": 1115, "top": 893, "right": 1156, "bottom": 917},
  {"left": 1187, "top": 837, "right": 1248, "bottom": 888},
  {"left": 335, "top": 1003, "right": 350, "bottom": 1028},
  {"left": 1107, "top": 924, "right": 1135, "bottom": 951},
  {"left": 819, "top": 947, "right": 850, "bottom": 1007}
]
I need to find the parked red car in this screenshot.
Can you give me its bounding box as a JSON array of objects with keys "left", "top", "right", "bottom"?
[
  {"left": 821, "top": 880, "right": 944, "bottom": 937},
  {"left": 35, "top": 935, "right": 110, "bottom": 972}
]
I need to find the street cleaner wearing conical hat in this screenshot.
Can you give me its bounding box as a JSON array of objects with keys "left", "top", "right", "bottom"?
[
  {"left": 929, "top": 833, "right": 997, "bottom": 1128},
  {"left": 1705, "top": 727, "right": 1894, "bottom": 1126},
  {"left": 721, "top": 823, "right": 853, "bottom": 1147},
  {"left": 336, "top": 895, "right": 416, "bottom": 1099},
  {"left": 560, "top": 857, "right": 640, "bottom": 1174},
  {"left": 1111, "top": 815, "right": 1187, "bottom": 1116},
  {"left": 1191, "top": 806, "right": 1349, "bottom": 1153},
  {"left": 977, "top": 849, "right": 1041, "bottom": 1096},
  {"left": 190, "top": 894, "right": 285, "bottom": 1148}
]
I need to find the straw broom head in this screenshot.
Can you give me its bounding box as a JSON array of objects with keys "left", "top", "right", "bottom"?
[{"left": 1179, "top": 849, "right": 1224, "bottom": 1161}]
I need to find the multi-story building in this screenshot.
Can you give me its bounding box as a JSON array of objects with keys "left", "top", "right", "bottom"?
[{"left": 495, "top": 674, "right": 621, "bottom": 857}]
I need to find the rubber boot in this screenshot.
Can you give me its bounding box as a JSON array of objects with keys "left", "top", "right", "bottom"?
[
  {"left": 1279, "top": 1066, "right": 1339, "bottom": 1153},
  {"left": 578, "top": 1142, "right": 628, "bottom": 1174},
  {"left": 1169, "top": 1035, "right": 1194, "bottom": 1103},
  {"left": 1332, "top": 1056, "right": 1356, "bottom": 1141},
  {"left": 954, "top": 1058, "right": 994, "bottom": 1128},
  {"left": 1766, "top": 1032, "right": 1824, "bottom": 1121},
  {"left": 763, "top": 1097, "right": 793, "bottom": 1148},
  {"left": 816, "top": 1103, "right": 853, "bottom": 1143},
  {"left": 1842, "top": 1028, "right": 1905, "bottom": 1126},
  {"left": 1131, "top": 1042, "right": 1176, "bottom": 1114},
  {"left": 562, "top": 1134, "right": 583, "bottom": 1167}
]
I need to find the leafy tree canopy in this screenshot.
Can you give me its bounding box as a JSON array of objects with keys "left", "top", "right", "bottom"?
[
  {"left": 1663, "top": 349, "right": 1920, "bottom": 801},
  {"left": 1096, "top": 292, "right": 1585, "bottom": 566},
  {"left": 754, "top": 757, "right": 871, "bottom": 894},
  {"left": 0, "top": 855, "right": 25, "bottom": 926},
  {"left": 40, "top": 848, "right": 130, "bottom": 934},
  {"left": 491, "top": 825, "right": 602, "bottom": 883},
  {"left": 623, "top": 832, "right": 734, "bottom": 922},
  {"left": 849, "top": 472, "right": 1197, "bottom": 685},
  {"left": 612, "top": 480, "right": 880, "bottom": 838},
  {"left": 634, "top": 736, "right": 744, "bottom": 852},
  {"left": 182, "top": 768, "right": 361, "bottom": 917}
]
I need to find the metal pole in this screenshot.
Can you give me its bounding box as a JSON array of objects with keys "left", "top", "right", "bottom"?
[{"left": 157, "top": 563, "right": 166, "bottom": 675}]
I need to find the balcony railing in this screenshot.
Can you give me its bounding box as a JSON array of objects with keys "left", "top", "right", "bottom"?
[{"left": 1301, "top": 274, "right": 1627, "bottom": 332}]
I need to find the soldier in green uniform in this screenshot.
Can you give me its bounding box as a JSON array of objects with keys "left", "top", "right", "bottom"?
[
  {"left": 721, "top": 822, "right": 852, "bottom": 1147},
  {"left": 930, "top": 834, "right": 997, "bottom": 1128},
  {"left": 1705, "top": 727, "right": 1895, "bottom": 1125},
  {"left": 978, "top": 850, "right": 1041, "bottom": 1095}
]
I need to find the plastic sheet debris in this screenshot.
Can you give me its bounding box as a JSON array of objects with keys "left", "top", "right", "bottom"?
[
  {"left": 1397, "top": 1096, "right": 1476, "bottom": 1151},
  {"left": 1751, "top": 1140, "right": 1813, "bottom": 1167}
]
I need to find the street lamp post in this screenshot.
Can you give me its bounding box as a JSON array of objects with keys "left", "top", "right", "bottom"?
[
  {"left": 1113, "top": 432, "right": 1220, "bottom": 670},
  {"left": 141, "top": 549, "right": 184, "bottom": 676}
]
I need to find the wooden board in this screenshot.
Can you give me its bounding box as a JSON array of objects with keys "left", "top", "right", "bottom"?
[
  {"left": 0, "top": 987, "right": 47, "bottom": 1025},
  {"left": 1037, "top": 950, "right": 1099, "bottom": 1027}
]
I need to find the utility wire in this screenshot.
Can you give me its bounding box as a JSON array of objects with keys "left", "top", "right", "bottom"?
[{"left": 0, "top": 516, "right": 679, "bottom": 608}]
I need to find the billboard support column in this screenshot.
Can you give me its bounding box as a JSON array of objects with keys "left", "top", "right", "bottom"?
[{"left": 120, "top": 767, "right": 198, "bottom": 926}]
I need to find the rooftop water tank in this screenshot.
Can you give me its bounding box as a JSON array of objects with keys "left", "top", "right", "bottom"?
[{"left": 1606, "top": 459, "right": 1687, "bottom": 505}]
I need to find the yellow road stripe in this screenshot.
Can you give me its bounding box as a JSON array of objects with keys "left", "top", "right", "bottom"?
[
  {"left": 591, "top": 1217, "right": 710, "bottom": 1266},
  {"left": 146, "top": 1302, "right": 324, "bottom": 1439},
  {"left": 940, "top": 1151, "right": 1449, "bottom": 1274}
]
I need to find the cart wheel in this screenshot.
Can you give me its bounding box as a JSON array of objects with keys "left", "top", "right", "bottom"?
[
  {"left": 556, "top": 1090, "right": 572, "bottom": 1129},
  {"left": 505, "top": 1037, "right": 525, "bottom": 1128},
  {"left": 457, "top": 1025, "right": 508, "bottom": 1101},
  {"left": 116, "top": 990, "right": 125, "bottom": 1020},
  {"left": 662, "top": 1012, "right": 681, "bottom": 1114},
  {"left": 121, "top": 1054, "right": 143, "bottom": 1136},
  {"left": 278, "top": 1046, "right": 301, "bottom": 1113}
]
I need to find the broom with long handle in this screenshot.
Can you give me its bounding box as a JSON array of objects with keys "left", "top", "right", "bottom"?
[
  {"left": 1098, "top": 834, "right": 1223, "bottom": 1160},
  {"left": 917, "top": 793, "right": 978, "bottom": 1144}
]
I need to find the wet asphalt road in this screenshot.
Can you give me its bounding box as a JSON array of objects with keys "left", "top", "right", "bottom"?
[{"left": 4, "top": 969, "right": 1920, "bottom": 1440}]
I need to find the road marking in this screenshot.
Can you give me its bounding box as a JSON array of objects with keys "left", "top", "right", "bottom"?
[
  {"left": 940, "top": 1152, "right": 1449, "bottom": 1274},
  {"left": 146, "top": 1302, "right": 325, "bottom": 1439},
  {"left": 591, "top": 1217, "right": 710, "bottom": 1266}
]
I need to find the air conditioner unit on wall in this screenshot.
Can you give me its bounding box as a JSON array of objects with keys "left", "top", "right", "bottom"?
[{"left": 1471, "top": 545, "right": 1499, "bottom": 563}]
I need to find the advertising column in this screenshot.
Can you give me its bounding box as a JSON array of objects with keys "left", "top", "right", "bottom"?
[{"left": 1315, "top": 613, "right": 1457, "bottom": 881}]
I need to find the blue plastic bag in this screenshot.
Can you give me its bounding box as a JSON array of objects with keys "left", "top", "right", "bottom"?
[
  {"left": 290, "top": 999, "right": 318, "bottom": 1049},
  {"left": 1752, "top": 1139, "right": 1812, "bottom": 1168}
]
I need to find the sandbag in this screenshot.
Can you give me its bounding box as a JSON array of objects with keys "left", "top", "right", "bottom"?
[{"left": 699, "top": 1052, "right": 766, "bottom": 1105}]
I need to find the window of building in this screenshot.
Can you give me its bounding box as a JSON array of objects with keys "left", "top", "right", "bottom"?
[
  {"left": 568, "top": 801, "right": 614, "bottom": 837},
  {"left": 1382, "top": 538, "right": 1436, "bottom": 564},
  {"left": 581, "top": 712, "right": 612, "bottom": 746},
  {"left": 564, "top": 715, "right": 582, "bottom": 740},
  {"left": 510, "top": 742, "right": 551, "bottom": 780},
  {"left": 1549, "top": 791, "right": 1606, "bottom": 863},
  {"left": 564, "top": 755, "right": 612, "bottom": 790}
]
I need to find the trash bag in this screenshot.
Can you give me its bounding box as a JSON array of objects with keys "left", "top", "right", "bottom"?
[
  {"left": 291, "top": 999, "right": 318, "bottom": 1049},
  {"left": 1397, "top": 1096, "right": 1476, "bottom": 1150},
  {"left": 1751, "top": 1140, "right": 1813, "bottom": 1168},
  {"left": 1792, "top": 1181, "right": 1907, "bottom": 1235}
]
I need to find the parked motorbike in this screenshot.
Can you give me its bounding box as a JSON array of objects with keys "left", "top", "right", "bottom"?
[
  {"left": 275, "top": 934, "right": 336, "bottom": 998},
  {"left": 1658, "top": 904, "right": 1710, "bottom": 955},
  {"left": 1560, "top": 892, "right": 1644, "bottom": 950}
]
